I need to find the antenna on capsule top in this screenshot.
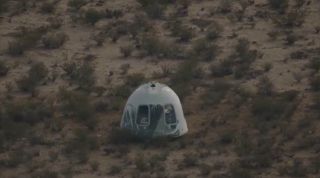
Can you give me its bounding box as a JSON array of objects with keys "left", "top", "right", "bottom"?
[{"left": 150, "top": 81, "right": 156, "bottom": 88}]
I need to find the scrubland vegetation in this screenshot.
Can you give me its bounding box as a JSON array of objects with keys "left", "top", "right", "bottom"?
[{"left": 0, "top": 0, "right": 319, "bottom": 177}]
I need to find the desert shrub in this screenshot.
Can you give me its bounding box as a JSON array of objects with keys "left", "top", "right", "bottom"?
[
  {"left": 235, "top": 38, "right": 257, "bottom": 63},
  {"left": 192, "top": 38, "right": 219, "bottom": 61},
  {"left": 140, "top": 35, "right": 184, "bottom": 59},
  {"left": 90, "top": 161, "right": 99, "bottom": 172},
  {"left": 7, "top": 27, "right": 48, "bottom": 56},
  {"left": 168, "top": 20, "right": 193, "bottom": 42},
  {"left": 201, "top": 80, "right": 232, "bottom": 107},
  {"left": 63, "top": 62, "right": 96, "bottom": 91},
  {"left": 109, "top": 165, "right": 122, "bottom": 175},
  {"left": 7, "top": 41, "right": 25, "bottom": 56},
  {"left": 83, "top": 8, "right": 104, "bottom": 25},
  {"left": 0, "top": 0, "right": 9, "bottom": 14},
  {"left": 4, "top": 100, "right": 52, "bottom": 125},
  {"left": 219, "top": 130, "right": 234, "bottom": 144},
  {"left": 309, "top": 57, "right": 320, "bottom": 72},
  {"left": 252, "top": 97, "right": 286, "bottom": 122},
  {"left": 231, "top": 38, "right": 257, "bottom": 78},
  {"left": 179, "top": 153, "right": 198, "bottom": 168},
  {"left": 276, "top": 10, "right": 306, "bottom": 28},
  {"left": 64, "top": 128, "right": 98, "bottom": 163},
  {"left": 42, "top": 32, "right": 67, "bottom": 49},
  {"left": 0, "top": 149, "right": 31, "bottom": 168},
  {"left": 268, "top": 0, "right": 288, "bottom": 13},
  {"left": 263, "top": 62, "right": 273, "bottom": 72},
  {"left": 40, "top": 1, "right": 56, "bottom": 14},
  {"left": 144, "top": 2, "right": 164, "bottom": 19},
  {"left": 206, "top": 22, "right": 223, "bottom": 41},
  {"left": 250, "top": 91, "right": 298, "bottom": 132},
  {"left": 238, "top": 143, "right": 273, "bottom": 169},
  {"left": 31, "top": 169, "right": 58, "bottom": 178},
  {"left": 16, "top": 62, "right": 48, "bottom": 92},
  {"left": 257, "top": 76, "right": 274, "bottom": 96},
  {"left": 200, "top": 164, "right": 211, "bottom": 176},
  {"left": 310, "top": 157, "right": 320, "bottom": 174},
  {"left": 47, "top": 17, "right": 63, "bottom": 29},
  {"left": 112, "top": 84, "right": 132, "bottom": 99},
  {"left": 278, "top": 160, "right": 307, "bottom": 177},
  {"left": 135, "top": 153, "right": 148, "bottom": 171},
  {"left": 108, "top": 128, "right": 142, "bottom": 144},
  {"left": 68, "top": 0, "right": 87, "bottom": 10},
  {"left": 218, "top": 0, "right": 232, "bottom": 14},
  {"left": 310, "top": 75, "right": 320, "bottom": 91},
  {"left": 230, "top": 166, "right": 252, "bottom": 178},
  {"left": 285, "top": 33, "right": 298, "bottom": 45},
  {"left": 105, "top": 8, "right": 123, "bottom": 19},
  {"left": 210, "top": 58, "right": 233, "bottom": 77},
  {"left": 126, "top": 73, "right": 146, "bottom": 88},
  {"left": 0, "top": 120, "right": 31, "bottom": 147},
  {"left": 0, "top": 61, "right": 9, "bottom": 77},
  {"left": 234, "top": 133, "right": 254, "bottom": 156},
  {"left": 170, "top": 60, "right": 198, "bottom": 100},
  {"left": 152, "top": 65, "right": 172, "bottom": 79},
  {"left": 120, "top": 45, "right": 134, "bottom": 58},
  {"left": 58, "top": 89, "right": 96, "bottom": 128}
]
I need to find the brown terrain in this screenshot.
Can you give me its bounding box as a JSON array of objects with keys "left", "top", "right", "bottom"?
[{"left": 0, "top": 0, "right": 320, "bottom": 177}]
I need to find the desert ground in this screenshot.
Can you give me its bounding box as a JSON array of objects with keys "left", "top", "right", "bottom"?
[{"left": 0, "top": 0, "right": 320, "bottom": 177}]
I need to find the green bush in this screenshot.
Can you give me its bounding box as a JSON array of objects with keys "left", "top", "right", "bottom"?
[
  {"left": 84, "top": 8, "right": 104, "bottom": 25},
  {"left": 0, "top": 61, "right": 9, "bottom": 77},
  {"left": 42, "top": 32, "right": 67, "bottom": 49},
  {"left": 16, "top": 62, "right": 48, "bottom": 92},
  {"left": 64, "top": 129, "right": 98, "bottom": 163}
]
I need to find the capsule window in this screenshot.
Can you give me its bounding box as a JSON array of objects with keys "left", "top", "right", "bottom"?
[
  {"left": 137, "top": 105, "right": 150, "bottom": 126},
  {"left": 164, "top": 104, "right": 177, "bottom": 124}
]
